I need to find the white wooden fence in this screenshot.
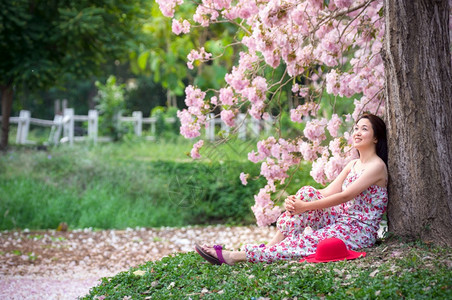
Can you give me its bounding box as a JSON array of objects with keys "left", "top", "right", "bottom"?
[{"left": 2, "top": 109, "right": 273, "bottom": 146}]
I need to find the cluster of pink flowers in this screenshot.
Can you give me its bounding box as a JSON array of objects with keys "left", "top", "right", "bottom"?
[
  {"left": 290, "top": 102, "right": 319, "bottom": 123},
  {"left": 239, "top": 172, "right": 249, "bottom": 185},
  {"left": 172, "top": 19, "right": 191, "bottom": 35},
  {"left": 327, "top": 114, "right": 343, "bottom": 138},
  {"left": 155, "top": 0, "right": 183, "bottom": 18},
  {"left": 248, "top": 137, "right": 300, "bottom": 193},
  {"left": 251, "top": 187, "right": 282, "bottom": 227},
  {"left": 187, "top": 47, "right": 212, "bottom": 70},
  {"left": 157, "top": 0, "right": 400, "bottom": 226},
  {"left": 190, "top": 140, "right": 204, "bottom": 159},
  {"left": 304, "top": 118, "right": 328, "bottom": 144},
  {"left": 177, "top": 86, "right": 208, "bottom": 138}
]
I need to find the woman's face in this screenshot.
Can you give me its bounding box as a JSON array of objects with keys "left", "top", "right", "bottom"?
[{"left": 352, "top": 118, "right": 377, "bottom": 149}]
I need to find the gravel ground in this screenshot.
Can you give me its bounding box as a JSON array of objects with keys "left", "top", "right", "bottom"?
[{"left": 0, "top": 226, "right": 277, "bottom": 299}]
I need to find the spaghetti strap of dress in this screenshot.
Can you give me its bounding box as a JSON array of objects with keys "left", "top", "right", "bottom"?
[{"left": 352, "top": 160, "right": 358, "bottom": 171}]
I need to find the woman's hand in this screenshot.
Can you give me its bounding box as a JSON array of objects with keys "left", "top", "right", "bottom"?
[{"left": 284, "top": 195, "right": 309, "bottom": 215}]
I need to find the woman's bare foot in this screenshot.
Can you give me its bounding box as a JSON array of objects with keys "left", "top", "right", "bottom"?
[{"left": 201, "top": 245, "right": 246, "bottom": 265}]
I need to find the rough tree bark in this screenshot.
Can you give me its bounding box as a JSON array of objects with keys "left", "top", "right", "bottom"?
[
  {"left": 0, "top": 84, "right": 14, "bottom": 151},
  {"left": 383, "top": 0, "right": 452, "bottom": 246}
]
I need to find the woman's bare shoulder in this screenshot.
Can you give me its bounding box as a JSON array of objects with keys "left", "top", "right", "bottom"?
[
  {"left": 345, "top": 159, "right": 359, "bottom": 170},
  {"left": 367, "top": 157, "right": 388, "bottom": 178},
  {"left": 370, "top": 157, "right": 386, "bottom": 170}
]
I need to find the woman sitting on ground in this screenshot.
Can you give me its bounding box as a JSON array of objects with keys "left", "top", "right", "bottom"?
[{"left": 195, "top": 113, "right": 388, "bottom": 265}]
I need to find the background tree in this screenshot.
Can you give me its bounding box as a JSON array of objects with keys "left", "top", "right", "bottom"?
[{"left": 0, "top": 0, "right": 150, "bottom": 150}]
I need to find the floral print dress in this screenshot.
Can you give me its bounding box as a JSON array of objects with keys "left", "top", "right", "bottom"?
[{"left": 243, "top": 165, "right": 388, "bottom": 263}]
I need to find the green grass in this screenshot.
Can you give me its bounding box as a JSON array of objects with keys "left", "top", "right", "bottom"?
[
  {"left": 0, "top": 138, "right": 320, "bottom": 230},
  {"left": 82, "top": 239, "right": 452, "bottom": 299}
]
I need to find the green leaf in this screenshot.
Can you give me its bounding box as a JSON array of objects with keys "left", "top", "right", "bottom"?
[{"left": 137, "top": 51, "right": 150, "bottom": 70}]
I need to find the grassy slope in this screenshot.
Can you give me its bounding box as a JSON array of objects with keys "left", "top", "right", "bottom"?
[{"left": 82, "top": 238, "right": 451, "bottom": 299}]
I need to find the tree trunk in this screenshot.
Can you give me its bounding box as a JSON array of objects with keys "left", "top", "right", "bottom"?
[
  {"left": 383, "top": 0, "right": 452, "bottom": 246},
  {"left": 1, "top": 84, "right": 14, "bottom": 151}
]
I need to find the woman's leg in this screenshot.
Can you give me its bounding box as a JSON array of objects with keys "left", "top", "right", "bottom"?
[
  {"left": 242, "top": 187, "right": 344, "bottom": 263},
  {"left": 276, "top": 186, "right": 325, "bottom": 237},
  {"left": 266, "top": 230, "right": 285, "bottom": 247},
  {"left": 198, "top": 186, "right": 334, "bottom": 265}
]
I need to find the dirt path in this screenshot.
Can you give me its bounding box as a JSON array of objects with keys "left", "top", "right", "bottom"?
[{"left": 0, "top": 226, "right": 277, "bottom": 299}]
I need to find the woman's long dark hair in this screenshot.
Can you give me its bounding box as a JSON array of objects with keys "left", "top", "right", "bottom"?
[{"left": 356, "top": 114, "right": 388, "bottom": 166}]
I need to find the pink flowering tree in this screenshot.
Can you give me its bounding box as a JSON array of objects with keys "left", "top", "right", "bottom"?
[{"left": 156, "top": 0, "right": 452, "bottom": 239}]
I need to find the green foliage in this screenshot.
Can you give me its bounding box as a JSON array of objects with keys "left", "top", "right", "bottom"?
[
  {"left": 130, "top": 1, "right": 239, "bottom": 98},
  {"left": 0, "top": 0, "right": 150, "bottom": 89},
  {"left": 94, "top": 75, "right": 127, "bottom": 140},
  {"left": 0, "top": 0, "right": 151, "bottom": 148},
  {"left": 150, "top": 106, "right": 181, "bottom": 139},
  {"left": 82, "top": 242, "right": 452, "bottom": 299},
  {"left": 0, "top": 142, "right": 319, "bottom": 230}
]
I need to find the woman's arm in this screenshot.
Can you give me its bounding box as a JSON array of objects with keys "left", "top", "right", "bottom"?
[
  {"left": 287, "top": 160, "right": 386, "bottom": 214},
  {"left": 318, "top": 159, "right": 356, "bottom": 197}
]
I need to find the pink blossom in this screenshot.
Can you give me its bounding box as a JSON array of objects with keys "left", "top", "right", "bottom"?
[
  {"left": 177, "top": 109, "right": 201, "bottom": 138},
  {"left": 329, "top": 138, "right": 343, "bottom": 157},
  {"left": 325, "top": 69, "right": 340, "bottom": 95},
  {"left": 190, "top": 140, "right": 204, "bottom": 159},
  {"left": 310, "top": 156, "right": 328, "bottom": 185},
  {"left": 248, "top": 150, "right": 266, "bottom": 163},
  {"left": 324, "top": 156, "right": 346, "bottom": 182},
  {"left": 184, "top": 85, "right": 205, "bottom": 108},
  {"left": 303, "top": 118, "right": 327, "bottom": 143},
  {"left": 237, "top": 0, "right": 259, "bottom": 20},
  {"left": 220, "top": 109, "right": 235, "bottom": 127},
  {"left": 225, "top": 66, "right": 250, "bottom": 92},
  {"left": 333, "top": 0, "right": 354, "bottom": 10},
  {"left": 172, "top": 19, "right": 183, "bottom": 35},
  {"left": 182, "top": 20, "right": 191, "bottom": 33},
  {"left": 299, "top": 141, "right": 319, "bottom": 161},
  {"left": 170, "top": 19, "right": 190, "bottom": 36},
  {"left": 187, "top": 47, "right": 212, "bottom": 70},
  {"left": 249, "top": 102, "right": 266, "bottom": 120},
  {"left": 155, "top": 0, "right": 183, "bottom": 17},
  {"left": 327, "top": 114, "right": 342, "bottom": 137},
  {"left": 251, "top": 188, "right": 282, "bottom": 226},
  {"left": 345, "top": 114, "right": 352, "bottom": 123},
  {"left": 290, "top": 102, "right": 319, "bottom": 123},
  {"left": 252, "top": 76, "right": 268, "bottom": 93},
  {"left": 240, "top": 172, "right": 249, "bottom": 185},
  {"left": 219, "top": 87, "right": 235, "bottom": 106}
]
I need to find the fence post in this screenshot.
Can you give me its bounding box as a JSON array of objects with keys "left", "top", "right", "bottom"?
[
  {"left": 132, "top": 111, "right": 142, "bottom": 137},
  {"left": 63, "top": 108, "right": 74, "bottom": 146},
  {"left": 221, "top": 120, "right": 230, "bottom": 137},
  {"left": 88, "top": 110, "right": 98, "bottom": 144},
  {"left": 149, "top": 117, "right": 156, "bottom": 136},
  {"left": 265, "top": 116, "right": 273, "bottom": 135},
  {"left": 238, "top": 113, "right": 246, "bottom": 140},
  {"left": 251, "top": 117, "right": 260, "bottom": 138},
  {"left": 16, "top": 110, "right": 31, "bottom": 144},
  {"left": 50, "top": 115, "right": 64, "bottom": 145},
  {"left": 207, "top": 113, "right": 215, "bottom": 141}
]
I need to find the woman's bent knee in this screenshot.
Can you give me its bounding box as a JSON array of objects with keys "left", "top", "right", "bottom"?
[{"left": 296, "top": 186, "right": 322, "bottom": 202}]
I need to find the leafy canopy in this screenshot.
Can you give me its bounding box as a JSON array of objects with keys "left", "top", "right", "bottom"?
[{"left": 0, "top": 0, "right": 150, "bottom": 89}]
